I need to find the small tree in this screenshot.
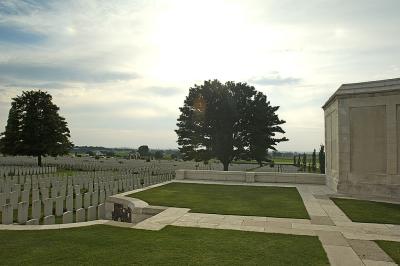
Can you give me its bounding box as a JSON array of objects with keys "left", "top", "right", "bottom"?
[
  {"left": 297, "top": 154, "right": 301, "bottom": 167},
  {"left": 154, "top": 150, "right": 164, "bottom": 160},
  {"left": 302, "top": 153, "right": 307, "bottom": 171},
  {"left": 311, "top": 149, "right": 317, "bottom": 172},
  {"left": 0, "top": 90, "right": 73, "bottom": 166},
  {"left": 319, "top": 145, "right": 325, "bottom": 174},
  {"left": 138, "top": 145, "right": 150, "bottom": 159},
  {"left": 293, "top": 155, "right": 296, "bottom": 166}
]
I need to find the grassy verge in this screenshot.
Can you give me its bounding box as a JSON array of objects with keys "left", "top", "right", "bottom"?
[
  {"left": 0, "top": 225, "right": 329, "bottom": 265},
  {"left": 375, "top": 240, "right": 400, "bottom": 264},
  {"left": 331, "top": 197, "right": 400, "bottom": 225},
  {"left": 128, "top": 183, "right": 309, "bottom": 219}
]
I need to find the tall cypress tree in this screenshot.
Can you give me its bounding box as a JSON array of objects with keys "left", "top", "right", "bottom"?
[
  {"left": 302, "top": 153, "right": 307, "bottom": 171},
  {"left": 319, "top": 145, "right": 325, "bottom": 174},
  {"left": 311, "top": 148, "right": 317, "bottom": 172},
  {"left": 0, "top": 90, "right": 73, "bottom": 166}
]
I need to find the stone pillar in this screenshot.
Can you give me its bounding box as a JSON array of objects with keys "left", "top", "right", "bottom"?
[
  {"left": 43, "top": 215, "right": 55, "bottom": 225},
  {"left": 62, "top": 211, "right": 73, "bottom": 224},
  {"left": 55, "top": 196, "right": 64, "bottom": 216},
  {"left": 17, "top": 201, "right": 29, "bottom": 224},
  {"left": 76, "top": 208, "right": 86, "bottom": 222},
  {"left": 31, "top": 200, "right": 41, "bottom": 220}
]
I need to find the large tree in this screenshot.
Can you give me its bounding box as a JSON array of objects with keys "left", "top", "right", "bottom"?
[
  {"left": 176, "top": 80, "right": 288, "bottom": 171},
  {"left": 0, "top": 90, "right": 73, "bottom": 166},
  {"left": 138, "top": 145, "right": 150, "bottom": 158}
]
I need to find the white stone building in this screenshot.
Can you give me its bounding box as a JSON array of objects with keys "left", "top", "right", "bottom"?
[{"left": 323, "top": 78, "right": 400, "bottom": 200}]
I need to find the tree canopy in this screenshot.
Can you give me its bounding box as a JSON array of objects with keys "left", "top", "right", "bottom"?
[
  {"left": 138, "top": 145, "right": 150, "bottom": 158},
  {"left": 0, "top": 90, "right": 73, "bottom": 166},
  {"left": 176, "top": 80, "right": 288, "bottom": 170}
]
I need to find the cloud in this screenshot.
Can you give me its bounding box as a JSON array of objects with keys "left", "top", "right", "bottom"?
[
  {"left": 4, "top": 82, "right": 71, "bottom": 89},
  {"left": 144, "top": 86, "right": 182, "bottom": 96},
  {"left": 0, "top": 24, "right": 46, "bottom": 44},
  {"left": 0, "top": 62, "right": 139, "bottom": 83},
  {"left": 248, "top": 75, "right": 301, "bottom": 86}
]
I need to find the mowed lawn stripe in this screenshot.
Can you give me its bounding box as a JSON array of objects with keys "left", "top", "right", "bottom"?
[
  {"left": 129, "top": 182, "right": 309, "bottom": 219},
  {"left": 331, "top": 197, "right": 400, "bottom": 225},
  {"left": 376, "top": 240, "right": 400, "bottom": 264},
  {"left": 0, "top": 225, "right": 329, "bottom": 265}
]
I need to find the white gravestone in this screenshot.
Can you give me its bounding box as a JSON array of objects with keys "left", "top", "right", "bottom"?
[
  {"left": 43, "top": 198, "right": 53, "bottom": 217},
  {"left": 1, "top": 204, "right": 13, "bottom": 224},
  {"left": 55, "top": 196, "right": 64, "bottom": 216},
  {"left": 43, "top": 215, "right": 55, "bottom": 225},
  {"left": 62, "top": 211, "right": 73, "bottom": 224},
  {"left": 76, "top": 208, "right": 86, "bottom": 222},
  {"left": 17, "top": 201, "right": 29, "bottom": 224},
  {"left": 75, "top": 194, "right": 82, "bottom": 210},
  {"left": 87, "top": 206, "right": 96, "bottom": 221},
  {"left": 9, "top": 191, "right": 18, "bottom": 209},
  {"left": 66, "top": 195, "right": 73, "bottom": 212},
  {"left": 97, "top": 203, "right": 105, "bottom": 219},
  {"left": 31, "top": 200, "right": 41, "bottom": 220},
  {"left": 83, "top": 193, "right": 91, "bottom": 209}
]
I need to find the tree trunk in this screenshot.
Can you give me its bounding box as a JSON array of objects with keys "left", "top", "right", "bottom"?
[
  {"left": 223, "top": 161, "right": 229, "bottom": 171},
  {"left": 37, "top": 154, "right": 42, "bottom": 167}
]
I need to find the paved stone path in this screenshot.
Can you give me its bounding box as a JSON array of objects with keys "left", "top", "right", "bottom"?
[{"left": 0, "top": 180, "right": 398, "bottom": 265}]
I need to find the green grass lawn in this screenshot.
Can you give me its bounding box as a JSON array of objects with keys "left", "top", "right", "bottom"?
[
  {"left": 128, "top": 183, "right": 309, "bottom": 219},
  {"left": 0, "top": 225, "right": 329, "bottom": 265},
  {"left": 376, "top": 240, "right": 400, "bottom": 264},
  {"left": 331, "top": 197, "right": 400, "bottom": 225}
]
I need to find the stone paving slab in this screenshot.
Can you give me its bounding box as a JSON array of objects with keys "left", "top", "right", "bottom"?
[
  {"left": 317, "top": 231, "right": 349, "bottom": 246},
  {"left": 323, "top": 245, "right": 364, "bottom": 266},
  {"left": 362, "top": 259, "right": 398, "bottom": 266},
  {"left": 133, "top": 207, "right": 190, "bottom": 230},
  {"left": 348, "top": 239, "right": 394, "bottom": 262},
  {"left": 311, "top": 215, "right": 336, "bottom": 225}
]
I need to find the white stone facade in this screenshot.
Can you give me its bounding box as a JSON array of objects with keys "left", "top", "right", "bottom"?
[{"left": 323, "top": 78, "right": 400, "bottom": 200}]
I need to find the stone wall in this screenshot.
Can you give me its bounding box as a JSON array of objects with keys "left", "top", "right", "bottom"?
[
  {"left": 175, "top": 170, "right": 326, "bottom": 185},
  {"left": 324, "top": 79, "right": 400, "bottom": 200}
]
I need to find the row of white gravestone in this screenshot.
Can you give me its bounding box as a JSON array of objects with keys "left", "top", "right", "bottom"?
[
  {"left": 0, "top": 155, "right": 179, "bottom": 173},
  {"left": 0, "top": 170, "right": 175, "bottom": 225},
  {"left": 1, "top": 201, "right": 106, "bottom": 225},
  {"left": 0, "top": 166, "right": 57, "bottom": 178},
  {"left": 0, "top": 171, "right": 174, "bottom": 199}
]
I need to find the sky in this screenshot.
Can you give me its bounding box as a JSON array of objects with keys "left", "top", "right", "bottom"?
[{"left": 0, "top": 0, "right": 399, "bottom": 151}]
